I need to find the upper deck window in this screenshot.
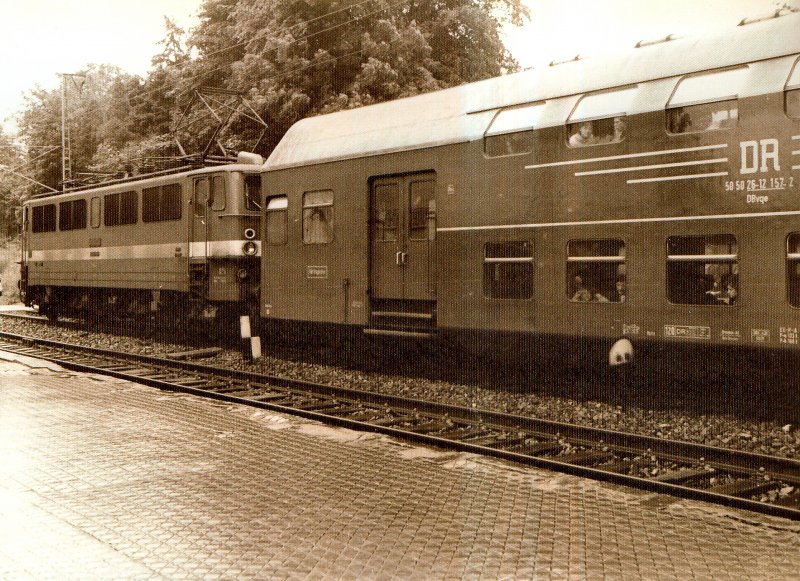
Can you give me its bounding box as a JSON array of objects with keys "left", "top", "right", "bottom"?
[
  {"left": 786, "top": 59, "right": 800, "bottom": 119},
  {"left": 483, "top": 102, "right": 543, "bottom": 157},
  {"left": 666, "top": 67, "right": 747, "bottom": 133},
  {"left": 32, "top": 204, "right": 56, "bottom": 233},
  {"left": 566, "top": 86, "right": 636, "bottom": 147}
]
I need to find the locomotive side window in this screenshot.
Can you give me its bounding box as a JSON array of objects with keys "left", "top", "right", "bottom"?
[
  {"left": 303, "top": 190, "right": 333, "bottom": 244},
  {"left": 667, "top": 235, "right": 738, "bottom": 305},
  {"left": 483, "top": 102, "right": 543, "bottom": 157},
  {"left": 566, "top": 239, "right": 626, "bottom": 302},
  {"left": 666, "top": 67, "right": 747, "bottom": 134},
  {"left": 265, "top": 196, "right": 288, "bottom": 245},
  {"left": 786, "top": 59, "right": 800, "bottom": 119},
  {"left": 245, "top": 175, "right": 261, "bottom": 211},
  {"left": 90, "top": 197, "right": 101, "bottom": 228},
  {"left": 566, "top": 86, "right": 635, "bottom": 147},
  {"left": 483, "top": 241, "right": 534, "bottom": 300},
  {"left": 143, "top": 184, "right": 182, "bottom": 222},
  {"left": 32, "top": 204, "right": 56, "bottom": 233},
  {"left": 211, "top": 175, "right": 226, "bottom": 211},
  {"left": 58, "top": 199, "right": 87, "bottom": 231},
  {"left": 787, "top": 234, "right": 800, "bottom": 307},
  {"left": 104, "top": 191, "right": 138, "bottom": 226}
]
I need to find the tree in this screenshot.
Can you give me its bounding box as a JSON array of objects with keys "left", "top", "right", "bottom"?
[
  {"left": 0, "top": 130, "right": 26, "bottom": 237},
  {"left": 184, "top": 0, "right": 530, "bottom": 153}
]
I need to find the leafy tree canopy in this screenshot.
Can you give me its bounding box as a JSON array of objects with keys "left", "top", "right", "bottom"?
[{"left": 13, "top": 0, "right": 529, "bottom": 195}]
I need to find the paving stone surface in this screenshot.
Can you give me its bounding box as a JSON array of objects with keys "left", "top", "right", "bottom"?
[{"left": 0, "top": 354, "right": 798, "bottom": 580}]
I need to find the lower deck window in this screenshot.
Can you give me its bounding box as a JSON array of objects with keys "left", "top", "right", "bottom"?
[
  {"left": 567, "top": 239, "right": 626, "bottom": 302},
  {"left": 667, "top": 235, "right": 738, "bottom": 305},
  {"left": 483, "top": 241, "right": 534, "bottom": 299}
]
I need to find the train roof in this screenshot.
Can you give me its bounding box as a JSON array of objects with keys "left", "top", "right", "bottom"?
[
  {"left": 264, "top": 12, "right": 800, "bottom": 171},
  {"left": 26, "top": 162, "right": 262, "bottom": 203}
]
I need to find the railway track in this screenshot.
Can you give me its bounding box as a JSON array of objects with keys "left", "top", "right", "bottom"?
[{"left": 0, "top": 328, "right": 798, "bottom": 521}]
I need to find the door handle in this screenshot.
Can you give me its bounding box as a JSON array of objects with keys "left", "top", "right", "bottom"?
[
  {"left": 396, "top": 251, "right": 403, "bottom": 265},
  {"left": 401, "top": 252, "right": 408, "bottom": 265}
]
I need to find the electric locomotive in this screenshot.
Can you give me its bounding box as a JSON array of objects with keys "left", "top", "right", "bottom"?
[
  {"left": 258, "top": 12, "right": 800, "bottom": 365},
  {"left": 20, "top": 152, "right": 263, "bottom": 324}
]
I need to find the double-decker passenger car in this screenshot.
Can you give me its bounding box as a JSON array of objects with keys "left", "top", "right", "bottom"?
[
  {"left": 259, "top": 12, "right": 800, "bottom": 365},
  {"left": 20, "top": 153, "right": 263, "bottom": 323}
]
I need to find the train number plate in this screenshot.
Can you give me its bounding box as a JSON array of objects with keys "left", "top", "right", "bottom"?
[{"left": 664, "top": 325, "right": 711, "bottom": 340}]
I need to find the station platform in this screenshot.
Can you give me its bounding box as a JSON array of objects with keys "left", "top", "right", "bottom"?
[{"left": 1, "top": 351, "right": 798, "bottom": 580}]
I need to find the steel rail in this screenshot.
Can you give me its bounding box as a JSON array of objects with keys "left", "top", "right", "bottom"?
[{"left": 0, "top": 329, "right": 798, "bottom": 521}]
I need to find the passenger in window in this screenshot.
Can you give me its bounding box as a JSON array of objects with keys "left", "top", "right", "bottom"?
[
  {"left": 569, "top": 122, "right": 596, "bottom": 147},
  {"left": 703, "top": 274, "right": 722, "bottom": 304},
  {"left": 706, "top": 107, "right": 737, "bottom": 130},
  {"left": 571, "top": 275, "right": 593, "bottom": 301},
  {"left": 305, "top": 207, "right": 332, "bottom": 244},
  {"left": 612, "top": 116, "right": 625, "bottom": 142},
  {"left": 668, "top": 108, "right": 692, "bottom": 133},
  {"left": 613, "top": 279, "right": 627, "bottom": 303},
  {"left": 718, "top": 275, "right": 738, "bottom": 305}
]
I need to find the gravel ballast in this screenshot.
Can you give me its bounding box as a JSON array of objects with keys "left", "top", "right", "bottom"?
[{"left": 1, "top": 314, "right": 798, "bottom": 461}]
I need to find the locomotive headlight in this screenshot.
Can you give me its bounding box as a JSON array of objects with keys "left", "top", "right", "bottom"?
[
  {"left": 243, "top": 241, "right": 258, "bottom": 256},
  {"left": 244, "top": 228, "right": 256, "bottom": 240}
]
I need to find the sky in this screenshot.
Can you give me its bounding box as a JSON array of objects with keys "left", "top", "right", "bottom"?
[{"left": 1, "top": 0, "right": 797, "bottom": 136}]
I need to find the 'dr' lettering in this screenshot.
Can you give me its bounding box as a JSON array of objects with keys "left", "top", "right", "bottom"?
[{"left": 739, "top": 138, "right": 780, "bottom": 175}]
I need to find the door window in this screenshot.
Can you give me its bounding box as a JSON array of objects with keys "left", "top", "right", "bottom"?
[
  {"left": 409, "top": 180, "right": 435, "bottom": 241},
  {"left": 195, "top": 178, "right": 209, "bottom": 217}
]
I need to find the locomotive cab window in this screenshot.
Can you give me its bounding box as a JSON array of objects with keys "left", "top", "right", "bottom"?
[
  {"left": 566, "top": 86, "right": 636, "bottom": 147},
  {"left": 667, "top": 235, "right": 738, "bottom": 305},
  {"left": 58, "top": 199, "right": 87, "bottom": 231},
  {"left": 786, "top": 234, "right": 800, "bottom": 307},
  {"left": 303, "top": 190, "right": 333, "bottom": 244},
  {"left": 265, "top": 196, "right": 288, "bottom": 245},
  {"left": 483, "top": 102, "right": 543, "bottom": 157},
  {"left": 211, "top": 175, "right": 226, "bottom": 211},
  {"left": 786, "top": 59, "right": 800, "bottom": 119},
  {"left": 32, "top": 204, "right": 56, "bottom": 233},
  {"left": 666, "top": 67, "right": 747, "bottom": 133},
  {"left": 483, "top": 241, "right": 534, "bottom": 300},
  {"left": 567, "top": 239, "right": 626, "bottom": 303},
  {"left": 245, "top": 175, "right": 261, "bottom": 211}
]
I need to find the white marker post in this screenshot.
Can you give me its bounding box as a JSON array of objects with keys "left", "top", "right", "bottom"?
[{"left": 240, "top": 315, "right": 260, "bottom": 361}]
